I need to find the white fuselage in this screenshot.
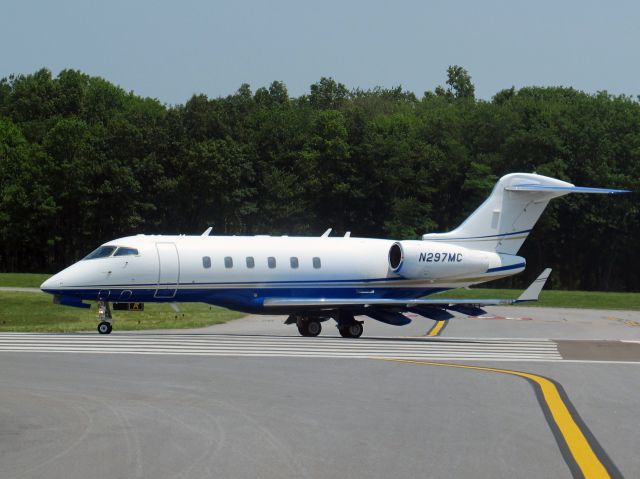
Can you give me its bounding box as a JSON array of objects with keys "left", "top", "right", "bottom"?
[{"left": 41, "top": 234, "right": 525, "bottom": 313}]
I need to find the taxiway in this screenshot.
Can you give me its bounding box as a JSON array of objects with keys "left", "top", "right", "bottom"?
[{"left": 1, "top": 307, "right": 638, "bottom": 479}]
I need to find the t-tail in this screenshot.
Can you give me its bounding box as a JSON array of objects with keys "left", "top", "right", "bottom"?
[{"left": 422, "top": 173, "right": 629, "bottom": 255}]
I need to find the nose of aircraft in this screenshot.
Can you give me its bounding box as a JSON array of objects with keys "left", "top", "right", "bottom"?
[{"left": 40, "top": 272, "right": 64, "bottom": 293}]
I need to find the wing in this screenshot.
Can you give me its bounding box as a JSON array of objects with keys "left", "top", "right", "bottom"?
[{"left": 263, "top": 268, "right": 551, "bottom": 313}]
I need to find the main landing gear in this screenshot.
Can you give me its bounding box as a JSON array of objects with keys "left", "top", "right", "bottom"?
[
  {"left": 97, "top": 301, "right": 113, "bottom": 334},
  {"left": 292, "top": 316, "right": 323, "bottom": 337},
  {"left": 335, "top": 310, "right": 363, "bottom": 338},
  {"left": 286, "top": 311, "right": 364, "bottom": 338},
  {"left": 337, "top": 322, "right": 363, "bottom": 339}
]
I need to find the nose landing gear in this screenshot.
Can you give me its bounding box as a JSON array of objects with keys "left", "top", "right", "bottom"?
[
  {"left": 98, "top": 321, "right": 112, "bottom": 334},
  {"left": 97, "top": 301, "right": 113, "bottom": 334}
]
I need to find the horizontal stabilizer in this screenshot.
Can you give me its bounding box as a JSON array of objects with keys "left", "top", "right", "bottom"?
[
  {"left": 506, "top": 184, "right": 630, "bottom": 194},
  {"left": 516, "top": 268, "right": 552, "bottom": 302}
]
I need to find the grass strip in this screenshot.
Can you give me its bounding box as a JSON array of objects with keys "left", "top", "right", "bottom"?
[
  {"left": 0, "top": 292, "right": 242, "bottom": 333},
  {"left": 0, "top": 273, "right": 50, "bottom": 288}
]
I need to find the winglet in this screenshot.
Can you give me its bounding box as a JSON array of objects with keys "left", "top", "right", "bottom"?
[
  {"left": 201, "top": 226, "right": 213, "bottom": 236},
  {"left": 516, "top": 268, "right": 552, "bottom": 302}
]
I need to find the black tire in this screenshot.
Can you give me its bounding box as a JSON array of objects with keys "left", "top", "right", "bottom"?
[
  {"left": 347, "top": 322, "right": 363, "bottom": 338},
  {"left": 306, "top": 320, "right": 321, "bottom": 337},
  {"left": 338, "top": 322, "right": 363, "bottom": 338},
  {"left": 338, "top": 326, "right": 351, "bottom": 338},
  {"left": 297, "top": 321, "right": 310, "bottom": 336},
  {"left": 98, "top": 322, "right": 112, "bottom": 334}
]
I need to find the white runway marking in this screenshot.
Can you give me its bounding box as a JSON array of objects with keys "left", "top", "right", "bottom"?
[{"left": 0, "top": 333, "right": 562, "bottom": 361}]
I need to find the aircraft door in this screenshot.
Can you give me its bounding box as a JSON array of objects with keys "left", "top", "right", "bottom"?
[{"left": 155, "top": 242, "right": 180, "bottom": 298}]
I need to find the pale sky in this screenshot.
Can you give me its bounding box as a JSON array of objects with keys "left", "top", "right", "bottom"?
[{"left": 2, "top": 0, "right": 638, "bottom": 104}]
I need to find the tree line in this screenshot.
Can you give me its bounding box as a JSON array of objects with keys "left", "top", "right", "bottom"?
[{"left": 0, "top": 66, "right": 638, "bottom": 291}]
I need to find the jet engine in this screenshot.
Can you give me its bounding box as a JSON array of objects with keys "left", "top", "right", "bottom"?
[{"left": 388, "top": 240, "right": 515, "bottom": 280}]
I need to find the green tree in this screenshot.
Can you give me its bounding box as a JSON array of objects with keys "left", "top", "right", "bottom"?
[
  {"left": 446, "top": 65, "right": 475, "bottom": 99},
  {"left": 0, "top": 119, "right": 56, "bottom": 270},
  {"left": 308, "top": 77, "right": 349, "bottom": 110}
]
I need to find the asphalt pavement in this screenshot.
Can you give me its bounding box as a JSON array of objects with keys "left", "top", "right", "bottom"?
[{"left": 1, "top": 307, "right": 639, "bottom": 479}]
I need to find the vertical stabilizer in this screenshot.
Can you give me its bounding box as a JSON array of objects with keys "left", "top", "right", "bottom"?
[{"left": 422, "top": 173, "right": 627, "bottom": 255}]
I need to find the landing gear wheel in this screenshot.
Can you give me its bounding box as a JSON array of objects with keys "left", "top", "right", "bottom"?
[
  {"left": 338, "top": 322, "right": 363, "bottom": 338},
  {"left": 306, "top": 320, "right": 322, "bottom": 337},
  {"left": 297, "top": 321, "right": 309, "bottom": 336},
  {"left": 348, "top": 322, "right": 363, "bottom": 338},
  {"left": 297, "top": 319, "right": 322, "bottom": 337},
  {"left": 97, "top": 321, "right": 112, "bottom": 334}
]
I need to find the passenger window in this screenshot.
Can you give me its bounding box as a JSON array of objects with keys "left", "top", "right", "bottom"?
[
  {"left": 114, "top": 247, "right": 139, "bottom": 257},
  {"left": 246, "top": 256, "right": 255, "bottom": 268},
  {"left": 268, "top": 257, "right": 276, "bottom": 269},
  {"left": 290, "top": 257, "right": 299, "bottom": 269},
  {"left": 224, "top": 256, "right": 233, "bottom": 268},
  {"left": 313, "top": 257, "right": 321, "bottom": 269},
  {"left": 202, "top": 256, "right": 211, "bottom": 269}
]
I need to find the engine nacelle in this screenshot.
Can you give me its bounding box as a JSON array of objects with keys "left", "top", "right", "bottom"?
[{"left": 388, "top": 240, "right": 522, "bottom": 280}]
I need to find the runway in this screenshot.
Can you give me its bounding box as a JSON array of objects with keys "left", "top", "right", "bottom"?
[
  {"left": 1, "top": 309, "right": 639, "bottom": 479},
  {"left": 0, "top": 333, "right": 564, "bottom": 361}
]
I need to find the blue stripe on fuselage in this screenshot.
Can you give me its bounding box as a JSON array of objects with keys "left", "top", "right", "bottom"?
[{"left": 42, "top": 286, "right": 450, "bottom": 314}]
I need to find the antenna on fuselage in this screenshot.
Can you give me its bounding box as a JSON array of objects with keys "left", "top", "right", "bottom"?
[
  {"left": 344, "top": 231, "right": 351, "bottom": 238},
  {"left": 201, "top": 226, "right": 213, "bottom": 236},
  {"left": 321, "top": 228, "right": 332, "bottom": 238}
]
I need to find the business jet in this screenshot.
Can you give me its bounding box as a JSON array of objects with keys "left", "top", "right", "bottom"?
[{"left": 40, "top": 173, "right": 628, "bottom": 336}]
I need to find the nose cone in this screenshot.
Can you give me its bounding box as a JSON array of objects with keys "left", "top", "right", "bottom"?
[{"left": 40, "top": 271, "right": 64, "bottom": 293}]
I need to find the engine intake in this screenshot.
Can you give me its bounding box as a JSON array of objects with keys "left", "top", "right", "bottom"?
[{"left": 388, "top": 242, "right": 403, "bottom": 271}]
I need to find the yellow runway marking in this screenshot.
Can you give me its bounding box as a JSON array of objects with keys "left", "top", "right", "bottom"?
[
  {"left": 378, "top": 358, "right": 618, "bottom": 479},
  {"left": 426, "top": 320, "right": 448, "bottom": 337}
]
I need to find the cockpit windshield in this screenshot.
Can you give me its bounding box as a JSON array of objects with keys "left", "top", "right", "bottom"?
[
  {"left": 83, "top": 246, "right": 117, "bottom": 260},
  {"left": 82, "top": 246, "right": 139, "bottom": 260},
  {"left": 113, "top": 247, "right": 139, "bottom": 257}
]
